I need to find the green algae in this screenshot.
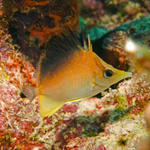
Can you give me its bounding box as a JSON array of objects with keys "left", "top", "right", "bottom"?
[
  {"left": 84, "top": 15, "right": 150, "bottom": 42},
  {"left": 108, "top": 108, "right": 128, "bottom": 123},
  {"left": 76, "top": 115, "right": 105, "bottom": 137},
  {"left": 116, "top": 16, "right": 150, "bottom": 36},
  {"left": 108, "top": 106, "right": 135, "bottom": 123},
  {"left": 79, "top": 16, "right": 108, "bottom": 40},
  {"left": 85, "top": 27, "right": 108, "bottom": 40},
  {"left": 75, "top": 104, "right": 135, "bottom": 137}
]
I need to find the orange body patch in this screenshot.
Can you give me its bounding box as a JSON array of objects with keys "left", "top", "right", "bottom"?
[{"left": 39, "top": 50, "right": 104, "bottom": 95}]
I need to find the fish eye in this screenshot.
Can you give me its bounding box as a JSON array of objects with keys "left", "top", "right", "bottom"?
[{"left": 103, "top": 69, "right": 113, "bottom": 78}]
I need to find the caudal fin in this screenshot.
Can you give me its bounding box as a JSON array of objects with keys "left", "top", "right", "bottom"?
[{"left": 22, "top": 85, "right": 38, "bottom": 100}]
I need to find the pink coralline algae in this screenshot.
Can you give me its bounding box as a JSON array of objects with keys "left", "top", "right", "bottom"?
[
  {"left": 82, "top": 0, "right": 104, "bottom": 18},
  {"left": 63, "top": 104, "right": 78, "bottom": 113},
  {"left": 1, "top": 36, "right": 149, "bottom": 149},
  {"left": 0, "top": 29, "right": 44, "bottom": 149},
  {"left": 0, "top": 3, "right": 150, "bottom": 149},
  {"left": 95, "top": 144, "right": 107, "bottom": 150},
  {"left": 0, "top": 29, "right": 150, "bottom": 149},
  {"left": 83, "top": 0, "right": 103, "bottom": 11}
]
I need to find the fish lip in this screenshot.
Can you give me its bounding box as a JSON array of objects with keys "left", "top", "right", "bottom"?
[
  {"left": 124, "top": 72, "right": 132, "bottom": 78},
  {"left": 120, "top": 71, "right": 132, "bottom": 82}
]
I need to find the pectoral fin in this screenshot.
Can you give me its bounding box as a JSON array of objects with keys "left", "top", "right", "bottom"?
[{"left": 39, "top": 95, "right": 64, "bottom": 118}]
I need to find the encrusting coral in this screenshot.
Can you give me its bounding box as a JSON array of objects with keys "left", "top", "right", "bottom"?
[
  {"left": 0, "top": 24, "right": 150, "bottom": 149},
  {"left": 0, "top": 0, "right": 150, "bottom": 150}
]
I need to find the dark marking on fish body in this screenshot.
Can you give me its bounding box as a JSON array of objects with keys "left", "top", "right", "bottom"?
[{"left": 40, "top": 30, "right": 83, "bottom": 79}]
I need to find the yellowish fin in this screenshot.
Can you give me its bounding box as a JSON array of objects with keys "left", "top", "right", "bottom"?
[
  {"left": 39, "top": 96, "right": 85, "bottom": 118},
  {"left": 39, "top": 95, "right": 65, "bottom": 118},
  {"left": 88, "top": 34, "right": 93, "bottom": 52}
]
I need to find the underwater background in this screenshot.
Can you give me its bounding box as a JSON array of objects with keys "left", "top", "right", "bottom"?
[{"left": 0, "top": 0, "right": 150, "bottom": 149}]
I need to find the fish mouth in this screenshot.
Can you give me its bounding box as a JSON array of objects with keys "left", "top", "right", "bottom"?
[
  {"left": 124, "top": 72, "right": 132, "bottom": 79},
  {"left": 112, "top": 71, "right": 132, "bottom": 84},
  {"left": 110, "top": 71, "right": 132, "bottom": 90},
  {"left": 117, "top": 71, "right": 132, "bottom": 84}
]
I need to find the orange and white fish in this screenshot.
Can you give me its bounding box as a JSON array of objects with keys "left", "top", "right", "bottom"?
[{"left": 23, "top": 30, "right": 132, "bottom": 118}]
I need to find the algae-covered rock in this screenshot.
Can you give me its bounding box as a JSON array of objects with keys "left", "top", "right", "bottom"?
[{"left": 0, "top": 1, "right": 150, "bottom": 150}]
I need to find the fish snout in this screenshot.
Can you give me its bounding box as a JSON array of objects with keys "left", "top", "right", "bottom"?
[{"left": 124, "top": 71, "right": 132, "bottom": 79}]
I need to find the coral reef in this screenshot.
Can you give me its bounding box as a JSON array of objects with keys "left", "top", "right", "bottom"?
[
  {"left": 0, "top": 39, "right": 150, "bottom": 149},
  {"left": 0, "top": 0, "right": 150, "bottom": 149},
  {"left": 2, "top": 0, "right": 79, "bottom": 65},
  {"left": 80, "top": 0, "right": 149, "bottom": 30}
]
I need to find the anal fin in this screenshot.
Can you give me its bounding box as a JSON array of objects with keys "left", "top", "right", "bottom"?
[
  {"left": 66, "top": 98, "right": 85, "bottom": 103},
  {"left": 39, "top": 95, "right": 64, "bottom": 118}
]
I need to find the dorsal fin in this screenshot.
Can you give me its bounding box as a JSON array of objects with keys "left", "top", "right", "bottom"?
[
  {"left": 38, "top": 29, "right": 87, "bottom": 81},
  {"left": 88, "top": 34, "right": 93, "bottom": 52}
]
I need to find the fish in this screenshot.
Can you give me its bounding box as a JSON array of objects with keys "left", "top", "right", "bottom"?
[{"left": 23, "top": 29, "right": 132, "bottom": 118}]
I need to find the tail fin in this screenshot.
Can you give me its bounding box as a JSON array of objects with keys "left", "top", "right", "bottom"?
[{"left": 22, "top": 85, "right": 38, "bottom": 100}]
